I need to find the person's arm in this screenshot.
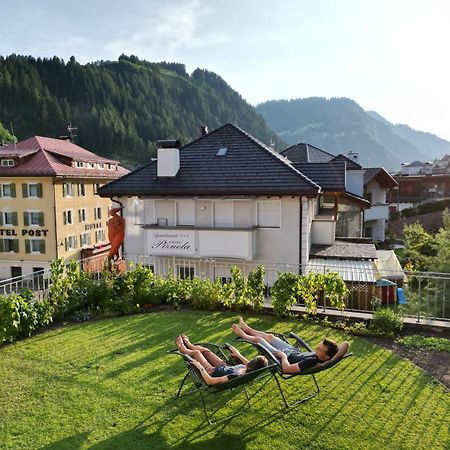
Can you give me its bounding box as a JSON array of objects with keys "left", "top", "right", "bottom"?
[
  {"left": 227, "top": 345, "right": 249, "bottom": 365},
  {"left": 190, "top": 360, "right": 229, "bottom": 385},
  {"left": 273, "top": 351, "right": 301, "bottom": 374}
]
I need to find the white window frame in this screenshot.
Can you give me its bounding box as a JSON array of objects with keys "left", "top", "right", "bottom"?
[
  {"left": 1, "top": 159, "right": 14, "bottom": 167},
  {"left": 63, "top": 209, "right": 73, "bottom": 225},
  {"left": 0, "top": 183, "right": 12, "bottom": 198},
  {"left": 27, "top": 210, "right": 42, "bottom": 227},
  {"left": 27, "top": 183, "right": 39, "bottom": 198},
  {"left": 65, "top": 235, "right": 77, "bottom": 250},
  {"left": 78, "top": 183, "right": 86, "bottom": 197},
  {"left": 79, "top": 208, "right": 87, "bottom": 223},
  {"left": 257, "top": 200, "right": 281, "bottom": 228},
  {"left": 1, "top": 238, "right": 18, "bottom": 253},
  {"left": 30, "top": 239, "right": 45, "bottom": 254},
  {"left": 94, "top": 207, "right": 102, "bottom": 220},
  {"left": 95, "top": 229, "right": 106, "bottom": 243},
  {"left": 2, "top": 211, "right": 14, "bottom": 226},
  {"left": 63, "top": 182, "right": 73, "bottom": 198},
  {"left": 80, "top": 232, "right": 90, "bottom": 247}
]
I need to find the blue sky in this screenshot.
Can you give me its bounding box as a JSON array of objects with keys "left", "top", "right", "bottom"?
[{"left": 1, "top": 0, "right": 449, "bottom": 140}]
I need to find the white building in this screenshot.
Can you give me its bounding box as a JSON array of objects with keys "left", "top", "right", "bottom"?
[{"left": 99, "top": 124, "right": 382, "bottom": 284}]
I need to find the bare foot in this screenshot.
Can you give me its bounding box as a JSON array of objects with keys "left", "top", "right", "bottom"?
[
  {"left": 175, "top": 335, "right": 183, "bottom": 350},
  {"left": 239, "top": 316, "right": 251, "bottom": 333},
  {"left": 232, "top": 323, "right": 245, "bottom": 338},
  {"left": 181, "top": 334, "right": 194, "bottom": 349}
]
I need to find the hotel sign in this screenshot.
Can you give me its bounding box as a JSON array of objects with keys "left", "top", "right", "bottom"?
[{"left": 149, "top": 230, "right": 195, "bottom": 255}]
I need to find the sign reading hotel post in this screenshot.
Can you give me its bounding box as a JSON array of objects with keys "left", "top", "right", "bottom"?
[{"left": 149, "top": 230, "right": 196, "bottom": 255}]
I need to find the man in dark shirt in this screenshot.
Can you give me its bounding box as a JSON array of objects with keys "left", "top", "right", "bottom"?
[{"left": 232, "top": 317, "right": 340, "bottom": 374}]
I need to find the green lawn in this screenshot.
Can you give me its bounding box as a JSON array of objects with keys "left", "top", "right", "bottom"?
[{"left": 0, "top": 311, "right": 448, "bottom": 450}]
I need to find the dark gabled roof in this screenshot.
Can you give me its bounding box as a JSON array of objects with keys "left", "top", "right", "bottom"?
[
  {"left": 310, "top": 242, "right": 377, "bottom": 260},
  {"left": 331, "top": 154, "right": 362, "bottom": 170},
  {"left": 281, "top": 143, "right": 335, "bottom": 164},
  {"left": 282, "top": 143, "right": 363, "bottom": 169},
  {"left": 364, "top": 168, "right": 398, "bottom": 189},
  {"left": 291, "top": 161, "right": 346, "bottom": 192},
  {"left": 98, "top": 123, "right": 321, "bottom": 197}
]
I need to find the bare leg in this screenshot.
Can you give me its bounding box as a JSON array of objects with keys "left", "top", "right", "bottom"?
[
  {"left": 232, "top": 323, "right": 261, "bottom": 344},
  {"left": 176, "top": 336, "right": 225, "bottom": 368},
  {"left": 236, "top": 318, "right": 275, "bottom": 343}
]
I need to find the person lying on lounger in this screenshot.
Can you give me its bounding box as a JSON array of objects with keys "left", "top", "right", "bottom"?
[
  {"left": 232, "top": 318, "right": 342, "bottom": 374},
  {"left": 175, "top": 334, "right": 268, "bottom": 386}
]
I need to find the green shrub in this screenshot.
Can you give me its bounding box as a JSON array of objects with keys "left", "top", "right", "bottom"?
[
  {"left": 371, "top": 308, "right": 404, "bottom": 335},
  {"left": 397, "top": 335, "right": 450, "bottom": 352},
  {"left": 247, "top": 266, "right": 265, "bottom": 311},
  {"left": 271, "top": 272, "right": 300, "bottom": 317}
]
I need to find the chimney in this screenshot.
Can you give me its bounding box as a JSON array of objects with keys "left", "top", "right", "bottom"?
[
  {"left": 201, "top": 126, "right": 208, "bottom": 136},
  {"left": 347, "top": 150, "right": 359, "bottom": 163},
  {"left": 157, "top": 139, "right": 181, "bottom": 177}
]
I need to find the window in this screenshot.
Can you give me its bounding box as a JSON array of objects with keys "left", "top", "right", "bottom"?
[
  {"left": 177, "top": 200, "right": 195, "bottom": 226},
  {"left": 257, "top": 201, "right": 281, "bottom": 228},
  {"left": 62, "top": 183, "right": 73, "bottom": 197},
  {"left": 216, "top": 147, "right": 228, "bottom": 156},
  {"left": 80, "top": 232, "right": 90, "bottom": 246},
  {"left": 64, "top": 235, "right": 77, "bottom": 251},
  {"left": 1, "top": 211, "right": 17, "bottom": 226},
  {"left": 78, "top": 208, "right": 87, "bottom": 222},
  {"left": 78, "top": 183, "right": 86, "bottom": 196},
  {"left": 25, "top": 239, "right": 46, "bottom": 254},
  {"left": 22, "top": 183, "right": 42, "bottom": 198},
  {"left": 94, "top": 183, "right": 102, "bottom": 194},
  {"left": 0, "top": 159, "right": 14, "bottom": 166},
  {"left": 63, "top": 210, "right": 73, "bottom": 225},
  {"left": 94, "top": 207, "right": 102, "bottom": 220},
  {"left": 95, "top": 229, "right": 105, "bottom": 243},
  {"left": 24, "top": 211, "right": 44, "bottom": 226},
  {"left": 0, "top": 183, "right": 15, "bottom": 198},
  {"left": 178, "top": 266, "right": 195, "bottom": 279},
  {"left": 76, "top": 161, "right": 84, "bottom": 168},
  {"left": 0, "top": 238, "right": 19, "bottom": 253}
]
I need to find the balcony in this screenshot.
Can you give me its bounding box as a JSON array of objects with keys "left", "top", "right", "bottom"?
[
  {"left": 365, "top": 204, "right": 389, "bottom": 222},
  {"left": 142, "top": 226, "right": 257, "bottom": 259}
]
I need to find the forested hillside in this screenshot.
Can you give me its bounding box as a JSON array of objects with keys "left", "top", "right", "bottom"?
[
  {"left": 256, "top": 97, "right": 448, "bottom": 170},
  {"left": 0, "top": 55, "right": 284, "bottom": 167}
]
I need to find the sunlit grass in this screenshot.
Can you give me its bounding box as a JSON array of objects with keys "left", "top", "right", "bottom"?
[{"left": 0, "top": 310, "right": 448, "bottom": 450}]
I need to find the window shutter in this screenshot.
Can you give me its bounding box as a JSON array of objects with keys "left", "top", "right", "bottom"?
[
  {"left": 65, "top": 237, "right": 68, "bottom": 251},
  {"left": 22, "top": 183, "right": 28, "bottom": 198},
  {"left": 74, "top": 236, "right": 77, "bottom": 247},
  {"left": 13, "top": 239, "right": 19, "bottom": 253},
  {"left": 40, "top": 240, "right": 46, "bottom": 254},
  {"left": 10, "top": 184, "right": 16, "bottom": 198},
  {"left": 12, "top": 212, "right": 17, "bottom": 226},
  {"left": 39, "top": 212, "right": 44, "bottom": 226},
  {"left": 0, "top": 239, "right": 4, "bottom": 253},
  {"left": 25, "top": 239, "right": 31, "bottom": 253},
  {"left": 63, "top": 212, "right": 67, "bottom": 225},
  {"left": 37, "top": 183, "right": 43, "bottom": 198},
  {"left": 0, "top": 214, "right": 3, "bottom": 226},
  {"left": 23, "top": 212, "right": 29, "bottom": 226},
  {"left": 63, "top": 184, "right": 66, "bottom": 197}
]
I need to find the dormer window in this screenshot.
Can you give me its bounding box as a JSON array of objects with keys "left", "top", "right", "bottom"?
[
  {"left": 1, "top": 159, "right": 14, "bottom": 167},
  {"left": 216, "top": 147, "right": 228, "bottom": 157},
  {"left": 76, "top": 161, "right": 84, "bottom": 168}
]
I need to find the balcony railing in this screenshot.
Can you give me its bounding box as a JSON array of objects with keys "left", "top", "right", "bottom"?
[
  {"left": 364, "top": 204, "right": 389, "bottom": 221},
  {"left": 0, "top": 253, "right": 448, "bottom": 322}
]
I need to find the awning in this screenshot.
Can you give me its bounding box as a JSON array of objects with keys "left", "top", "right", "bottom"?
[
  {"left": 306, "top": 258, "right": 376, "bottom": 283},
  {"left": 375, "top": 250, "right": 405, "bottom": 280}
]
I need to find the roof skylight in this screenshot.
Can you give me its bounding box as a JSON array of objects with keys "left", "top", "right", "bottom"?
[{"left": 216, "top": 147, "right": 228, "bottom": 156}]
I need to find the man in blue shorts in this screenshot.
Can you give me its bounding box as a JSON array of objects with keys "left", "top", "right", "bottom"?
[{"left": 232, "top": 317, "right": 341, "bottom": 374}]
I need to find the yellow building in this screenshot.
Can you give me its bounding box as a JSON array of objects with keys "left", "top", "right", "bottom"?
[{"left": 0, "top": 136, "right": 128, "bottom": 279}]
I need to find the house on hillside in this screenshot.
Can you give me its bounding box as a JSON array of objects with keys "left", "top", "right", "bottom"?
[
  {"left": 98, "top": 124, "right": 400, "bottom": 305},
  {"left": 0, "top": 136, "right": 128, "bottom": 280},
  {"left": 281, "top": 143, "right": 397, "bottom": 242}
]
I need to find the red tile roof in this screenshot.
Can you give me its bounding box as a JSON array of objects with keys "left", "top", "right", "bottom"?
[{"left": 0, "top": 136, "right": 129, "bottom": 178}]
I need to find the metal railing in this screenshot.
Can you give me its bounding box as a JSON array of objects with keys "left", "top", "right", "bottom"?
[{"left": 0, "top": 253, "right": 448, "bottom": 322}]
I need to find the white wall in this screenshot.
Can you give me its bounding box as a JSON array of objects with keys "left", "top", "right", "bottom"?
[
  {"left": 346, "top": 170, "right": 365, "bottom": 197},
  {"left": 366, "top": 180, "right": 386, "bottom": 205}
]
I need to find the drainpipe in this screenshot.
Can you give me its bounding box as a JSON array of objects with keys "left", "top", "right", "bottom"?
[{"left": 299, "top": 196, "right": 303, "bottom": 275}]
